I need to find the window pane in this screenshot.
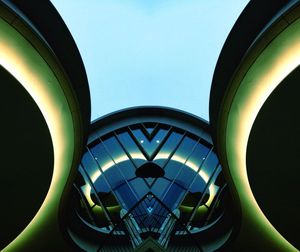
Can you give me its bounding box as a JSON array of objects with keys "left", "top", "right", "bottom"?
[
  {"left": 116, "top": 160, "right": 136, "bottom": 180},
  {"left": 94, "top": 175, "right": 111, "bottom": 194},
  {"left": 173, "top": 136, "right": 198, "bottom": 162},
  {"left": 131, "top": 128, "right": 168, "bottom": 157},
  {"left": 129, "top": 178, "right": 148, "bottom": 199},
  {"left": 189, "top": 174, "right": 207, "bottom": 194},
  {"left": 117, "top": 131, "right": 146, "bottom": 167},
  {"left": 115, "top": 183, "right": 138, "bottom": 210},
  {"left": 154, "top": 131, "right": 183, "bottom": 167},
  {"left": 162, "top": 183, "right": 185, "bottom": 210},
  {"left": 151, "top": 178, "right": 170, "bottom": 198},
  {"left": 201, "top": 151, "right": 219, "bottom": 178},
  {"left": 89, "top": 142, "right": 113, "bottom": 172},
  {"left": 175, "top": 165, "right": 197, "bottom": 190},
  {"left": 164, "top": 160, "right": 182, "bottom": 180},
  {"left": 81, "top": 150, "right": 99, "bottom": 180},
  {"left": 102, "top": 136, "right": 126, "bottom": 163},
  {"left": 104, "top": 167, "right": 124, "bottom": 190},
  {"left": 102, "top": 136, "right": 136, "bottom": 181},
  {"left": 187, "top": 141, "right": 211, "bottom": 169}
]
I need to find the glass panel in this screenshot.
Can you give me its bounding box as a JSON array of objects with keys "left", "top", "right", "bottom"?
[
  {"left": 189, "top": 174, "right": 207, "bottom": 194},
  {"left": 81, "top": 150, "right": 100, "bottom": 180},
  {"left": 164, "top": 136, "right": 197, "bottom": 180},
  {"left": 89, "top": 142, "right": 113, "bottom": 172},
  {"left": 116, "top": 160, "right": 136, "bottom": 180},
  {"left": 204, "top": 165, "right": 222, "bottom": 207},
  {"left": 131, "top": 128, "right": 168, "bottom": 157},
  {"left": 200, "top": 151, "right": 219, "bottom": 179},
  {"left": 154, "top": 131, "right": 183, "bottom": 167},
  {"left": 89, "top": 141, "right": 124, "bottom": 189},
  {"left": 129, "top": 178, "right": 149, "bottom": 199},
  {"left": 117, "top": 131, "right": 146, "bottom": 167},
  {"left": 187, "top": 141, "right": 211, "bottom": 169},
  {"left": 175, "top": 165, "right": 197, "bottom": 190},
  {"left": 94, "top": 175, "right": 111, "bottom": 194},
  {"left": 164, "top": 160, "right": 182, "bottom": 180},
  {"left": 115, "top": 183, "right": 138, "bottom": 210},
  {"left": 151, "top": 128, "right": 168, "bottom": 145},
  {"left": 102, "top": 136, "right": 126, "bottom": 163},
  {"left": 162, "top": 183, "right": 185, "bottom": 210},
  {"left": 104, "top": 167, "right": 124, "bottom": 190},
  {"left": 144, "top": 125, "right": 155, "bottom": 135},
  {"left": 102, "top": 136, "right": 136, "bottom": 181},
  {"left": 169, "top": 136, "right": 198, "bottom": 169},
  {"left": 151, "top": 178, "right": 170, "bottom": 198},
  {"left": 174, "top": 136, "right": 198, "bottom": 160},
  {"left": 174, "top": 141, "right": 211, "bottom": 190},
  {"left": 131, "top": 128, "right": 146, "bottom": 142},
  {"left": 78, "top": 164, "right": 98, "bottom": 208}
]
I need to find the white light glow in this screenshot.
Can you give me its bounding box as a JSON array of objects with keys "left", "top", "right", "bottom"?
[{"left": 83, "top": 151, "right": 217, "bottom": 208}]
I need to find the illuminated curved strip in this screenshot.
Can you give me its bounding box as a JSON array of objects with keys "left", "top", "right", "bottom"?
[
  {"left": 83, "top": 151, "right": 217, "bottom": 208},
  {"left": 0, "top": 18, "right": 77, "bottom": 251},
  {"left": 83, "top": 153, "right": 146, "bottom": 205},
  {"left": 223, "top": 17, "right": 300, "bottom": 251},
  {"left": 169, "top": 154, "right": 216, "bottom": 205}
]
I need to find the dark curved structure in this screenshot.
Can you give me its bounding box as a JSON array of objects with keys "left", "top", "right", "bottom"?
[
  {"left": 0, "top": 0, "right": 90, "bottom": 251},
  {"left": 3, "top": 0, "right": 300, "bottom": 251},
  {"left": 136, "top": 162, "right": 165, "bottom": 178},
  {"left": 210, "top": 0, "right": 300, "bottom": 251},
  {"left": 67, "top": 107, "right": 234, "bottom": 252}
]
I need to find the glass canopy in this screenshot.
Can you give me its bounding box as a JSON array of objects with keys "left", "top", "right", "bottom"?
[{"left": 71, "top": 121, "right": 230, "bottom": 251}]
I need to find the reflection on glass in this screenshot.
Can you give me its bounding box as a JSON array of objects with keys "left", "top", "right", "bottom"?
[
  {"left": 116, "top": 160, "right": 136, "bottom": 180},
  {"left": 151, "top": 178, "right": 170, "bottom": 198},
  {"left": 201, "top": 152, "right": 219, "bottom": 179},
  {"left": 89, "top": 143, "right": 113, "bottom": 172},
  {"left": 115, "top": 183, "right": 138, "bottom": 209},
  {"left": 81, "top": 151, "right": 99, "bottom": 178},
  {"left": 131, "top": 127, "right": 169, "bottom": 158},
  {"left": 117, "top": 131, "right": 146, "bottom": 167},
  {"left": 154, "top": 131, "right": 183, "bottom": 167},
  {"left": 73, "top": 121, "right": 228, "bottom": 244},
  {"left": 130, "top": 178, "right": 148, "bottom": 198},
  {"left": 188, "top": 142, "right": 210, "bottom": 168}
]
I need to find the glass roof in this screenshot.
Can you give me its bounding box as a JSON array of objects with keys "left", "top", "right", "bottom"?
[
  {"left": 50, "top": 0, "right": 249, "bottom": 121},
  {"left": 73, "top": 120, "right": 227, "bottom": 249}
]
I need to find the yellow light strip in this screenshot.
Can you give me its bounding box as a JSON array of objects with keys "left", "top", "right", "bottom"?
[
  {"left": 0, "top": 18, "right": 76, "bottom": 251},
  {"left": 224, "top": 17, "right": 300, "bottom": 251},
  {"left": 171, "top": 154, "right": 216, "bottom": 205},
  {"left": 83, "top": 151, "right": 217, "bottom": 208},
  {"left": 83, "top": 154, "right": 145, "bottom": 206}
]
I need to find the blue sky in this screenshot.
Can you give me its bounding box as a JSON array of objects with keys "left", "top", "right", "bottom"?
[{"left": 51, "top": 0, "right": 248, "bottom": 121}]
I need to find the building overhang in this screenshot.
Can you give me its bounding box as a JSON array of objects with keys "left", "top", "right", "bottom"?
[
  {"left": 210, "top": 0, "right": 300, "bottom": 251},
  {"left": 0, "top": 1, "right": 90, "bottom": 250}
]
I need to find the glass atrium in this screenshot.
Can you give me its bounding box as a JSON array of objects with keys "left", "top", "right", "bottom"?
[{"left": 69, "top": 108, "right": 232, "bottom": 251}]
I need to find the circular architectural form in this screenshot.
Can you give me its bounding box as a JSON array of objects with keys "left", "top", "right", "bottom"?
[
  {"left": 0, "top": 1, "right": 90, "bottom": 251},
  {"left": 67, "top": 107, "right": 233, "bottom": 252},
  {"left": 210, "top": 1, "right": 300, "bottom": 251},
  {"left": 0, "top": 66, "right": 53, "bottom": 249}
]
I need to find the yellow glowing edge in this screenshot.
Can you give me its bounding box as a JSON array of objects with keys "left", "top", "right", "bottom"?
[
  {"left": 222, "top": 17, "right": 300, "bottom": 251},
  {"left": 83, "top": 151, "right": 217, "bottom": 209},
  {"left": 170, "top": 154, "right": 216, "bottom": 206},
  {"left": 0, "top": 18, "right": 78, "bottom": 251}
]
